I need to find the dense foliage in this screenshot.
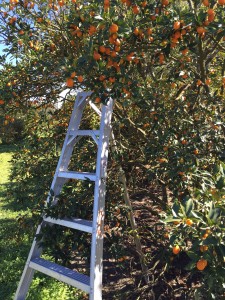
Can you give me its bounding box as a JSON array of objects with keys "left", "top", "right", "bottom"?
[{"left": 0, "top": 0, "right": 225, "bottom": 298}]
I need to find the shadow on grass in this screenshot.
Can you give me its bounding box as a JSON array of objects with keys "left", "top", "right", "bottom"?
[
  {"left": 0, "top": 143, "right": 20, "bottom": 154},
  {"left": 0, "top": 182, "right": 31, "bottom": 211},
  {"left": 0, "top": 216, "right": 32, "bottom": 300},
  {"left": 0, "top": 181, "right": 45, "bottom": 212}
]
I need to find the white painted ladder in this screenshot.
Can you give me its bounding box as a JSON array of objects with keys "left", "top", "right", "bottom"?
[{"left": 14, "top": 91, "right": 114, "bottom": 300}]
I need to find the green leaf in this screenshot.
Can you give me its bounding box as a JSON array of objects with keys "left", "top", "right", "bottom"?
[
  {"left": 202, "top": 236, "right": 218, "bottom": 246},
  {"left": 191, "top": 211, "right": 204, "bottom": 222},
  {"left": 184, "top": 260, "right": 196, "bottom": 271},
  {"left": 186, "top": 251, "right": 198, "bottom": 262},
  {"left": 184, "top": 198, "right": 193, "bottom": 217},
  {"left": 217, "top": 244, "right": 225, "bottom": 259},
  {"left": 216, "top": 265, "right": 225, "bottom": 278},
  {"left": 172, "top": 201, "right": 180, "bottom": 217},
  {"left": 197, "top": 11, "right": 207, "bottom": 24},
  {"left": 208, "top": 202, "right": 221, "bottom": 221},
  {"left": 213, "top": 164, "right": 220, "bottom": 174},
  {"left": 206, "top": 276, "right": 214, "bottom": 290},
  {"left": 194, "top": 289, "right": 203, "bottom": 300},
  {"left": 163, "top": 217, "right": 181, "bottom": 223},
  {"left": 76, "top": 56, "right": 87, "bottom": 67},
  {"left": 169, "top": 234, "right": 177, "bottom": 245},
  {"left": 180, "top": 203, "right": 186, "bottom": 218},
  {"left": 216, "top": 176, "right": 225, "bottom": 189}
]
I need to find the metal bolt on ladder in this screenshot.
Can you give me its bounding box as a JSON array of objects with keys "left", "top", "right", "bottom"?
[{"left": 14, "top": 91, "right": 114, "bottom": 300}]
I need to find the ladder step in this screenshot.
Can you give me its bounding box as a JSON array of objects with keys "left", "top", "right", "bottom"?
[
  {"left": 67, "top": 130, "right": 100, "bottom": 146},
  {"left": 30, "top": 257, "right": 90, "bottom": 293},
  {"left": 58, "top": 171, "right": 96, "bottom": 181},
  {"left": 44, "top": 216, "right": 92, "bottom": 233},
  {"left": 69, "top": 129, "right": 100, "bottom": 136}
]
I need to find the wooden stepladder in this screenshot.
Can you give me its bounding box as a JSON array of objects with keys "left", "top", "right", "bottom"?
[{"left": 15, "top": 91, "right": 113, "bottom": 300}]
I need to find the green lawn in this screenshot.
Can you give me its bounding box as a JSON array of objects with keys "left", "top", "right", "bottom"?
[{"left": 0, "top": 144, "right": 84, "bottom": 300}]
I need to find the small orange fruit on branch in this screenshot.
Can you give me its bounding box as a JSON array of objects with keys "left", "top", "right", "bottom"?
[
  {"left": 196, "top": 258, "right": 208, "bottom": 270},
  {"left": 66, "top": 78, "right": 74, "bottom": 87},
  {"left": 186, "top": 219, "right": 193, "bottom": 226},
  {"left": 109, "top": 23, "right": 118, "bottom": 33},
  {"left": 93, "top": 51, "right": 101, "bottom": 60},
  {"left": 173, "top": 21, "right": 181, "bottom": 30},
  {"left": 95, "top": 97, "right": 101, "bottom": 103},
  {"left": 218, "top": 0, "right": 225, "bottom": 5},
  {"left": 200, "top": 245, "right": 208, "bottom": 252},
  {"left": 202, "top": 0, "right": 209, "bottom": 6},
  {"left": 172, "top": 245, "right": 181, "bottom": 255},
  {"left": 77, "top": 75, "right": 84, "bottom": 83},
  {"left": 197, "top": 26, "right": 206, "bottom": 35}
]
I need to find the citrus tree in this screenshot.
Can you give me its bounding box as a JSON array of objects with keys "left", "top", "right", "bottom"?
[{"left": 0, "top": 0, "right": 225, "bottom": 298}]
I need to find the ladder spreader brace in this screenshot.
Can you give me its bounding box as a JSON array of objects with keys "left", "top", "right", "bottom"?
[{"left": 14, "top": 91, "right": 114, "bottom": 300}]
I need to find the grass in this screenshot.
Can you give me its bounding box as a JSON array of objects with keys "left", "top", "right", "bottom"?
[{"left": 0, "top": 144, "right": 85, "bottom": 300}]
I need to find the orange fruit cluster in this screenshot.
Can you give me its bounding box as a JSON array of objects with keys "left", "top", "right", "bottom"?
[{"left": 66, "top": 72, "right": 84, "bottom": 87}]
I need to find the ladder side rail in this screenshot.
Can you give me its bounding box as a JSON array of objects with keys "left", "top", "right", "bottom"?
[
  {"left": 89, "top": 98, "right": 114, "bottom": 300},
  {"left": 53, "top": 92, "right": 90, "bottom": 170},
  {"left": 14, "top": 224, "right": 43, "bottom": 300},
  {"left": 69, "top": 92, "right": 93, "bottom": 131},
  {"left": 48, "top": 92, "right": 92, "bottom": 200}
]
